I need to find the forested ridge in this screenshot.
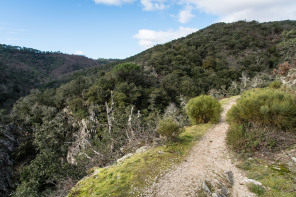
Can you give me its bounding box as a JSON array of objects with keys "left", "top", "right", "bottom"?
[
  {"left": 1, "top": 20, "right": 296, "bottom": 197},
  {"left": 0, "top": 44, "right": 117, "bottom": 111}
]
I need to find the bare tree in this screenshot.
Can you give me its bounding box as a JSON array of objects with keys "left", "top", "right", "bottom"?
[
  {"left": 126, "top": 106, "right": 135, "bottom": 142},
  {"left": 105, "top": 91, "right": 115, "bottom": 152}
]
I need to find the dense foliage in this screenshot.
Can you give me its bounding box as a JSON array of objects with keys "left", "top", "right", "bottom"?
[
  {"left": 10, "top": 64, "right": 163, "bottom": 196},
  {"left": 227, "top": 88, "right": 296, "bottom": 152},
  {"left": 124, "top": 20, "right": 296, "bottom": 101},
  {"left": 186, "top": 95, "right": 222, "bottom": 124},
  {"left": 268, "top": 80, "right": 282, "bottom": 89},
  {"left": 1, "top": 20, "right": 296, "bottom": 196},
  {"left": 0, "top": 44, "right": 117, "bottom": 111},
  {"left": 228, "top": 88, "right": 296, "bottom": 130}
]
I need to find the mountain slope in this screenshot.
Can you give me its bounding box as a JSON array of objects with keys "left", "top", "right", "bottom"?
[
  {"left": 122, "top": 20, "right": 296, "bottom": 101},
  {"left": 2, "top": 20, "right": 296, "bottom": 197},
  {"left": 0, "top": 44, "right": 117, "bottom": 111}
]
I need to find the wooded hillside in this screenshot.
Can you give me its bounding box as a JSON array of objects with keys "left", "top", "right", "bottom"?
[{"left": 1, "top": 20, "right": 296, "bottom": 197}]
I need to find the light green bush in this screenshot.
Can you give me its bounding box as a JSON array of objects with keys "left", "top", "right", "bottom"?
[
  {"left": 186, "top": 95, "right": 222, "bottom": 125},
  {"left": 227, "top": 88, "right": 296, "bottom": 130},
  {"left": 157, "top": 117, "right": 183, "bottom": 141},
  {"left": 268, "top": 80, "right": 282, "bottom": 89},
  {"left": 227, "top": 88, "right": 296, "bottom": 152}
]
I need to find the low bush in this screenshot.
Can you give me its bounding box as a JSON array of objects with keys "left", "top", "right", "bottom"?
[
  {"left": 268, "top": 80, "right": 282, "bottom": 89},
  {"left": 227, "top": 88, "right": 296, "bottom": 152},
  {"left": 186, "top": 95, "right": 222, "bottom": 125},
  {"left": 157, "top": 117, "right": 183, "bottom": 141},
  {"left": 226, "top": 122, "right": 296, "bottom": 152},
  {"left": 227, "top": 88, "right": 296, "bottom": 130}
]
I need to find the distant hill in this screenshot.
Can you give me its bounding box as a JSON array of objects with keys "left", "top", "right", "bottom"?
[
  {"left": 121, "top": 20, "right": 295, "bottom": 100},
  {"left": 0, "top": 44, "right": 117, "bottom": 110},
  {"left": 128, "top": 20, "right": 296, "bottom": 69}
]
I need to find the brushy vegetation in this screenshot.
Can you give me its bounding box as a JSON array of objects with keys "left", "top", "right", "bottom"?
[
  {"left": 186, "top": 95, "right": 222, "bottom": 125},
  {"left": 268, "top": 80, "right": 282, "bottom": 89},
  {"left": 248, "top": 183, "right": 265, "bottom": 196},
  {"left": 228, "top": 88, "right": 296, "bottom": 130},
  {"left": 0, "top": 44, "right": 115, "bottom": 111},
  {"left": 2, "top": 21, "right": 296, "bottom": 196},
  {"left": 227, "top": 87, "right": 296, "bottom": 196},
  {"left": 227, "top": 88, "right": 296, "bottom": 152},
  {"left": 67, "top": 124, "right": 212, "bottom": 197},
  {"left": 157, "top": 117, "right": 183, "bottom": 141}
]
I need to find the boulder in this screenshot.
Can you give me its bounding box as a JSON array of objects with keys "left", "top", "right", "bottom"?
[
  {"left": 117, "top": 153, "right": 134, "bottom": 163},
  {"left": 0, "top": 124, "right": 20, "bottom": 196}
]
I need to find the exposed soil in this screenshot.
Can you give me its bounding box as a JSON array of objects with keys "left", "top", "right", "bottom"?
[{"left": 147, "top": 98, "right": 255, "bottom": 197}]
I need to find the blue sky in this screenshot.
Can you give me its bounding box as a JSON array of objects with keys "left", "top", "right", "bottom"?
[{"left": 0, "top": 0, "right": 295, "bottom": 59}]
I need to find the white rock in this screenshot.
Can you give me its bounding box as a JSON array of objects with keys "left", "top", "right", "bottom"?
[
  {"left": 135, "top": 146, "right": 149, "bottom": 154},
  {"left": 292, "top": 157, "right": 296, "bottom": 163},
  {"left": 240, "top": 178, "right": 263, "bottom": 186},
  {"left": 212, "top": 193, "right": 219, "bottom": 197},
  {"left": 117, "top": 153, "right": 134, "bottom": 163},
  {"left": 94, "top": 169, "right": 101, "bottom": 175}
]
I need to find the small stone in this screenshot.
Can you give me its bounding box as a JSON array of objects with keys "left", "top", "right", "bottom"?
[
  {"left": 292, "top": 157, "right": 296, "bottom": 163},
  {"left": 202, "top": 181, "right": 212, "bottom": 195},
  {"left": 210, "top": 140, "right": 213, "bottom": 142},
  {"left": 135, "top": 146, "right": 149, "bottom": 154},
  {"left": 225, "top": 171, "right": 234, "bottom": 186},
  {"left": 241, "top": 178, "right": 263, "bottom": 186},
  {"left": 213, "top": 179, "right": 223, "bottom": 188},
  {"left": 213, "top": 193, "right": 226, "bottom": 197},
  {"left": 120, "top": 147, "right": 125, "bottom": 153},
  {"left": 212, "top": 193, "right": 219, "bottom": 197},
  {"left": 158, "top": 151, "right": 164, "bottom": 154},
  {"left": 221, "top": 187, "right": 228, "bottom": 195}
]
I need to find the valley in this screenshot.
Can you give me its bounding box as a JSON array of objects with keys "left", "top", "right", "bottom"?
[{"left": 0, "top": 20, "right": 296, "bottom": 197}]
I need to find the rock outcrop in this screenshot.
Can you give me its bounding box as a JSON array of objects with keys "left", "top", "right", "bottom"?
[{"left": 0, "top": 124, "right": 20, "bottom": 196}]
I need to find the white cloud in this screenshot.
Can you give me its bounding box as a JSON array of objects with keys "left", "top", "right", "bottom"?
[
  {"left": 92, "top": 0, "right": 296, "bottom": 23},
  {"left": 140, "top": 0, "right": 167, "bottom": 11},
  {"left": 180, "top": 0, "right": 296, "bottom": 22},
  {"left": 134, "top": 26, "right": 198, "bottom": 48},
  {"left": 93, "top": 0, "right": 167, "bottom": 10},
  {"left": 75, "top": 51, "right": 85, "bottom": 56},
  {"left": 178, "top": 6, "right": 195, "bottom": 23},
  {"left": 93, "top": 0, "right": 135, "bottom": 6}
]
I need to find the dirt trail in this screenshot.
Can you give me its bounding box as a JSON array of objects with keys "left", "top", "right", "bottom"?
[{"left": 148, "top": 98, "right": 254, "bottom": 197}]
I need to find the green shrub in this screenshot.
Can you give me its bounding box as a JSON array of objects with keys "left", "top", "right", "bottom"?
[
  {"left": 111, "top": 63, "right": 142, "bottom": 83},
  {"left": 268, "top": 80, "right": 282, "bottom": 89},
  {"left": 227, "top": 88, "right": 296, "bottom": 130},
  {"left": 227, "top": 88, "right": 296, "bottom": 152},
  {"left": 186, "top": 95, "right": 222, "bottom": 125},
  {"left": 157, "top": 117, "right": 183, "bottom": 141},
  {"left": 68, "top": 97, "right": 88, "bottom": 119},
  {"left": 226, "top": 123, "right": 284, "bottom": 152},
  {"left": 248, "top": 184, "right": 265, "bottom": 196}
]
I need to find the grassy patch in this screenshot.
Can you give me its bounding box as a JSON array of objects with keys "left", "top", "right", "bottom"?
[
  {"left": 237, "top": 158, "right": 296, "bottom": 196},
  {"left": 248, "top": 183, "right": 265, "bottom": 196},
  {"left": 67, "top": 123, "right": 212, "bottom": 197}
]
